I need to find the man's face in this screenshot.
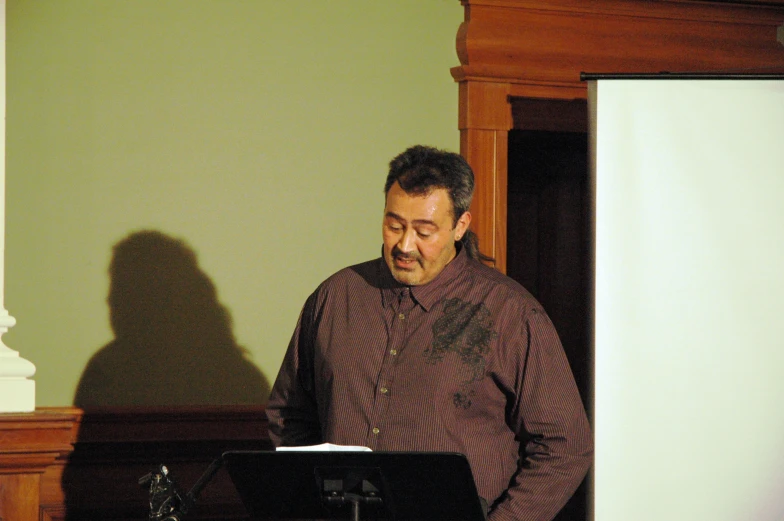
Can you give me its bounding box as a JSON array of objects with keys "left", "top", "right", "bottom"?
[{"left": 382, "top": 182, "right": 471, "bottom": 286}]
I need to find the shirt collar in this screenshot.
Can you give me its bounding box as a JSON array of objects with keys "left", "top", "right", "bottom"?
[{"left": 379, "top": 245, "right": 468, "bottom": 312}]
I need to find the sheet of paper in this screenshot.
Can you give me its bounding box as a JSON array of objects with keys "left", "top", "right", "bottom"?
[{"left": 275, "top": 443, "right": 372, "bottom": 452}]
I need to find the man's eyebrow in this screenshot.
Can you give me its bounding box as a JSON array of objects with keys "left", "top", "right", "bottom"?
[{"left": 384, "top": 211, "right": 438, "bottom": 228}]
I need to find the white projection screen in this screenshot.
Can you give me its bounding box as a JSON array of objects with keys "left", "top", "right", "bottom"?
[{"left": 589, "top": 77, "right": 784, "bottom": 521}]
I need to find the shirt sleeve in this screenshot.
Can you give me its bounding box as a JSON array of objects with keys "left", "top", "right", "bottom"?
[
  {"left": 489, "top": 307, "right": 593, "bottom": 521},
  {"left": 265, "top": 290, "right": 323, "bottom": 447}
]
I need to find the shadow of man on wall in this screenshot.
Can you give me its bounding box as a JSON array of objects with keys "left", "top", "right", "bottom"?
[
  {"left": 74, "top": 230, "right": 269, "bottom": 406},
  {"left": 63, "top": 231, "right": 272, "bottom": 520}
]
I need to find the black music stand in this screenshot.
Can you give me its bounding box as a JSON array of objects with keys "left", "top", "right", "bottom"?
[{"left": 222, "top": 450, "right": 486, "bottom": 521}]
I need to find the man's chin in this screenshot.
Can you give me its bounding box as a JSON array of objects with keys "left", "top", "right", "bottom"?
[{"left": 389, "top": 266, "right": 420, "bottom": 285}]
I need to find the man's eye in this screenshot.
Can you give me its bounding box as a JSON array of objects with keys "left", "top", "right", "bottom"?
[{"left": 417, "top": 231, "right": 432, "bottom": 238}]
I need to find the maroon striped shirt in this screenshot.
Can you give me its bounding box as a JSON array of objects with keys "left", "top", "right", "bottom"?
[{"left": 266, "top": 248, "right": 592, "bottom": 521}]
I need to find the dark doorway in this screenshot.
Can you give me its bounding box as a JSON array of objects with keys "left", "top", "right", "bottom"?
[{"left": 506, "top": 98, "right": 591, "bottom": 521}]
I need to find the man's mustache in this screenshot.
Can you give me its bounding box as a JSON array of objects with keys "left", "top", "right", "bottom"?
[{"left": 392, "top": 247, "right": 421, "bottom": 262}]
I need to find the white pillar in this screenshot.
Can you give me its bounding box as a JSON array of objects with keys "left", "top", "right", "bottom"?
[{"left": 0, "top": 0, "right": 36, "bottom": 412}]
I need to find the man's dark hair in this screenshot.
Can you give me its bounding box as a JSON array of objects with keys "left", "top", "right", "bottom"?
[{"left": 385, "top": 145, "right": 493, "bottom": 263}]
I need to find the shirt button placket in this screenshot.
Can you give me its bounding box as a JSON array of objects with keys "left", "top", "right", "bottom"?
[{"left": 369, "top": 290, "right": 410, "bottom": 448}]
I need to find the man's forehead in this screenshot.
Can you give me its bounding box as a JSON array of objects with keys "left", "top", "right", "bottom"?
[
  {"left": 386, "top": 184, "right": 451, "bottom": 208},
  {"left": 388, "top": 181, "right": 450, "bottom": 199}
]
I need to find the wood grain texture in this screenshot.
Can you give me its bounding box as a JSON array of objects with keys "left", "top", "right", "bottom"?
[
  {"left": 453, "top": 0, "right": 784, "bottom": 273},
  {"left": 34, "top": 406, "right": 270, "bottom": 521},
  {"left": 0, "top": 474, "right": 40, "bottom": 521},
  {"left": 0, "top": 410, "right": 77, "bottom": 521},
  {"left": 461, "top": 128, "right": 509, "bottom": 271}
]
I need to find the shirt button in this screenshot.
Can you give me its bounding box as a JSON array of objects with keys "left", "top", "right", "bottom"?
[
  {"left": 372, "top": 427, "right": 380, "bottom": 435},
  {"left": 390, "top": 349, "right": 398, "bottom": 356},
  {"left": 380, "top": 387, "right": 389, "bottom": 394},
  {"left": 398, "top": 313, "right": 405, "bottom": 320}
]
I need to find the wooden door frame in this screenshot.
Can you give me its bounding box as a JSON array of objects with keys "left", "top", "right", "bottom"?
[{"left": 452, "top": 0, "right": 784, "bottom": 273}]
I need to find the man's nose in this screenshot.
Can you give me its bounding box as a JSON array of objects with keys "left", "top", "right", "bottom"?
[{"left": 398, "top": 229, "right": 416, "bottom": 253}]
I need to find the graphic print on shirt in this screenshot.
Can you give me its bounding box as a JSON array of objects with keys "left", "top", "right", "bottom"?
[{"left": 425, "top": 298, "right": 498, "bottom": 409}]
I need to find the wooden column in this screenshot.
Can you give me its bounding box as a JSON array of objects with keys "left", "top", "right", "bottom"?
[
  {"left": 0, "top": 411, "right": 76, "bottom": 521},
  {"left": 456, "top": 80, "right": 512, "bottom": 272}
]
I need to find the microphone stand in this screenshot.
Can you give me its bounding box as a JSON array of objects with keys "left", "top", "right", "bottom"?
[{"left": 139, "top": 458, "right": 223, "bottom": 521}]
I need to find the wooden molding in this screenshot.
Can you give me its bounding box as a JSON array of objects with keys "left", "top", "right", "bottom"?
[
  {"left": 35, "top": 406, "right": 270, "bottom": 521},
  {"left": 47, "top": 405, "right": 270, "bottom": 443},
  {"left": 39, "top": 504, "right": 66, "bottom": 521},
  {"left": 455, "top": 0, "right": 784, "bottom": 85},
  {"left": 458, "top": 81, "right": 512, "bottom": 131},
  {"left": 0, "top": 411, "right": 76, "bottom": 473},
  {"left": 454, "top": 0, "right": 784, "bottom": 273},
  {"left": 455, "top": 0, "right": 784, "bottom": 84},
  {"left": 0, "top": 410, "right": 77, "bottom": 521}
]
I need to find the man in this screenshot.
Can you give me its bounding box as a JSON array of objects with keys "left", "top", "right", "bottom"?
[{"left": 266, "top": 145, "right": 593, "bottom": 521}]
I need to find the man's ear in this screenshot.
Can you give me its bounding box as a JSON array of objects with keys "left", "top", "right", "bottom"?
[{"left": 455, "top": 211, "right": 472, "bottom": 239}]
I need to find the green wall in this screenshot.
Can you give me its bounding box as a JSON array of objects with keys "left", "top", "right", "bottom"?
[{"left": 5, "top": 0, "right": 463, "bottom": 406}]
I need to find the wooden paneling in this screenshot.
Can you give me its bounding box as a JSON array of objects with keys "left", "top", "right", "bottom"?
[
  {"left": 511, "top": 98, "right": 587, "bottom": 133},
  {"left": 458, "top": 81, "right": 511, "bottom": 269},
  {"left": 455, "top": 0, "right": 784, "bottom": 85},
  {"left": 0, "top": 473, "right": 41, "bottom": 521},
  {"left": 0, "top": 410, "right": 77, "bottom": 521},
  {"left": 452, "top": 0, "right": 784, "bottom": 270},
  {"left": 461, "top": 129, "right": 509, "bottom": 270},
  {"left": 37, "top": 406, "right": 271, "bottom": 521}
]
